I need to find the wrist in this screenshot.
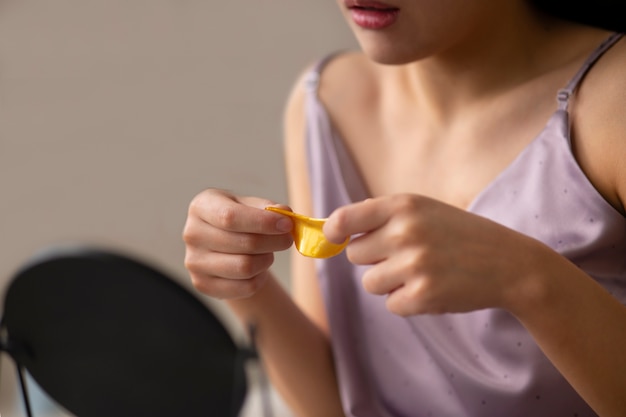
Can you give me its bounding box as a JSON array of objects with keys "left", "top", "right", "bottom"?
[
  {"left": 499, "top": 238, "right": 561, "bottom": 321},
  {"left": 225, "top": 271, "right": 283, "bottom": 320}
]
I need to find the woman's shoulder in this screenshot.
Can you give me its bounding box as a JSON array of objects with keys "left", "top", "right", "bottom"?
[
  {"left": 573, "top": 33, "right": 626, "bottom": 214},
  {"left": 315, "top": 51, "right": 380, "bottom": 111},
  {"left": 578, "top": 32, "right": 626, "bottom": 101},
  {"left": 284, "top": 51, "right": 376, "bottom": 109},
  {"left": 283, "top": 50, "right": 382, "bottom": 139}
]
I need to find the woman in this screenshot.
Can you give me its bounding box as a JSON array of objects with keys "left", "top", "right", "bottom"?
[{"left": 183, "top": 1, "right": 626, "bottom": 416}]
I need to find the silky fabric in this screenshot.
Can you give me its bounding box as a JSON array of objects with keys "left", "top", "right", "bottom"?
[{"left": 303, "top": 33, "right": 625, "bottom": 417}]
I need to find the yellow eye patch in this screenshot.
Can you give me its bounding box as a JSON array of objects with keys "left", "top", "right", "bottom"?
[{"left": 265, "top": 207, "right": 349, "bottom": 259}]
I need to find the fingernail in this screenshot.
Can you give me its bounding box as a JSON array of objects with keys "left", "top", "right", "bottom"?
[{"left": 276, "top": 218, "right": 293, "bottom": 232}]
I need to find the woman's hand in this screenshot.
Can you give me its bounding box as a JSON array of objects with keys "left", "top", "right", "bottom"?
[
  {"left": 323, "top": 194, "right": 547, "bottom": 316},
  {"left": 183, "top": 188, "right": 294, "bottom": 300}
]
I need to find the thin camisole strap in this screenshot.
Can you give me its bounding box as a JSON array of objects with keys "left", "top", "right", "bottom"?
[
  {"left": 557, "top": 32, "right": 624, "bottom": 111},
  {"left": 305, "top": 51, "right": 345, "bottom": 95}
]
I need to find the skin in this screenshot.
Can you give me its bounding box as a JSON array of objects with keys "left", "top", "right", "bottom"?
[{"left": 183, "top": 1, "right": 626, "bottom": 416}]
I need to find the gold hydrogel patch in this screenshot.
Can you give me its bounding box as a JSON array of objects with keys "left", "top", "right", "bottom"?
[{"left": 265, "top": 206, "right": 349, "bottom": 259}]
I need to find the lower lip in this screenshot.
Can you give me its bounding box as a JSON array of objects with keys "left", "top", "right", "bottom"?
[{"left": 349, "top": 8, "right": 399, "bottom": 29}]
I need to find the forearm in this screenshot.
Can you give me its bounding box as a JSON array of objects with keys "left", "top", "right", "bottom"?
[
  {"left": 227, "top": 273, "right": 345, "bottom": 417},
  {"left": 510, "top": 247, "right": 626, "bottom": 417}
]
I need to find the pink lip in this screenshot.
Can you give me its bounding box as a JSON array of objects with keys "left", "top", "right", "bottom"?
[
  {"left": 344, "top": 0, "right": 397, "bottom": 8},
  {"left": 344, "top": 0, "right": 399, "bottom": 30}
]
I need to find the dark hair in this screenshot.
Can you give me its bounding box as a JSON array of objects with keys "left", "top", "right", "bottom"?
[{"left": 529, "top": 0, "right": 626, "bottom": 32}]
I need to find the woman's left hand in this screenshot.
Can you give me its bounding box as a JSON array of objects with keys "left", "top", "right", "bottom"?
[{"left": 323, "top": 194, "right": 547, "bottom": 316}]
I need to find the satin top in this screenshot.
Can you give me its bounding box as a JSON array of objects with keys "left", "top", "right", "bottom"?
[{"left": 303, "top": 33, "right": 626, "bottom": 417}]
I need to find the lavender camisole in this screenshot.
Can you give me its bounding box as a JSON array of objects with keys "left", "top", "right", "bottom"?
[{"left": 303, "top": 33, "right": 625, "bottom": 417}]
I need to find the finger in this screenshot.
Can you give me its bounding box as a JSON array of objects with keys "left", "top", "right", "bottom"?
[
  {"left": 344, "top": 227, "right": 388, "bottom": 265},
  {"left": 189, "top": 271, "right": 270, "bottom": 300},
  {"left": 323, "top": 198, "right": 389, "bottom": 244},
  {"left": 190, "top": 220, "right": 293, "bottom": 254},
  {"left": 385, "top": 281, "right": 426, "bottom": 317},
  {"left": 186, "top": 251, "right": 275, "bottom": 280},
  {"left": 184, "top": 201, "right": 294, "bottom": 255},
  {"left": 360, "top": 256, "right": 410, "bottom": 296},
  {"left": 192, "top": 190, "right": 293, "bottom": 235}
]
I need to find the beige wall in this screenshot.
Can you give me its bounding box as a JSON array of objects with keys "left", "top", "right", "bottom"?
[{"left": 0, "top": 1, "right": 356, "bottom": 415}]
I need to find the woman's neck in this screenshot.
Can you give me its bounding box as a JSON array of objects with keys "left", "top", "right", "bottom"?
[{"left": 384, "top": 9, "right": 608, "bottom": 125}]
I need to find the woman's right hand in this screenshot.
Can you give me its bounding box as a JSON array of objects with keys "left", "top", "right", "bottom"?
[{"left": 182, "top": 188, "right": 294, "bottom": 300}]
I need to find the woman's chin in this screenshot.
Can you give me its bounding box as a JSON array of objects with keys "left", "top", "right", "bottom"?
[{"left": 359, "top": 44, "right": 423, "bottom": 66}]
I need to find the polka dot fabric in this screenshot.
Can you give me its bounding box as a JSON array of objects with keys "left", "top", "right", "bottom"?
[{"left": 304, "top": 34, "right": 625, "bottom": 417}]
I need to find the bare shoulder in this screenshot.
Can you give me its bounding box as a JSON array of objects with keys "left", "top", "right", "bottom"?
[
  {"left": 578, "top": 34, "right": 626, "bottom": 124},
  {"left": 281, "top": 52, "right": 376, "bottom": 211},
  {"left": 573, "top": 34, "right": 626, "bottom": 215},
  {"left": 282, "top": 50, "right": 380, "bottom": 168},
  {"left": 283, "top": 51, "right": 376, "bottom": 115},
  {"left": 317, "top": 51, "right": 381, "bottom": 121}
]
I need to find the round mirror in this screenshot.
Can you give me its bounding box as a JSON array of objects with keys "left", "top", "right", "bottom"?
[{"left": 1, "top": 246, "right": 247, "bottom": 417}]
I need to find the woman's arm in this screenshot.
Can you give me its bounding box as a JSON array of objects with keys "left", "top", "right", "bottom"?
[
  {"left": 276, "top": 66, "right": 344, "bottom": 416},
  {"left": 524, "top": 36, "right": 626, "bottom": 416},
  {"left": 226, "top": 68, "right": 344, "bottom": 417},
  {"left": 510, "top": 251, "right": 626, "bottom": 417},
  {"left": 226, "top": 275, "right": 343, "bottom": 417}
]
